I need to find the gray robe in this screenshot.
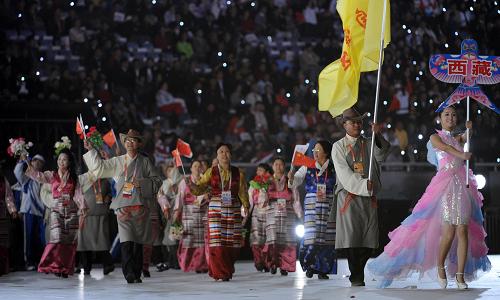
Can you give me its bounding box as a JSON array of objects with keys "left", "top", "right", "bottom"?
[
  {"left": 83, "top": 150, "right": 162, "bottom": 244},
  {"left": 331, "top": 134, "right": 389, "bottom": 249},
  {"left": 77, "top": 179, "right": 112, "bottom": 251}
]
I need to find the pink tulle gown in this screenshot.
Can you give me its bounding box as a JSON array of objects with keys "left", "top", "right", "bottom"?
[{"left": 367, "top": 130, "right": 491, "bottom": 287}]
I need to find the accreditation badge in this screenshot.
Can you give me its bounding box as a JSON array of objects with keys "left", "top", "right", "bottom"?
[
  {"left": 221, "top": 190, "right": 232, "bottom": 205},
  {"left": 353, "top": 161, "right": 364, "bottom": 175},
  {"left": 122, "top": 182, "right": 134, "bottom": 199},
  {"left": 316, "top": 183, "right": 327, "bottom": 201},
  {"left": 95, "top": 193, "right": 104, "bottom": 204},
  {"left": 277, "top": 198, "right": 287, "bottom": 212}
]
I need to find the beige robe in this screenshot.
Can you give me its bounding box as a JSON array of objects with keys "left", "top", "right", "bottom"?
[{"left": 331, "top": 134, "right": 389, "bottom": 249}]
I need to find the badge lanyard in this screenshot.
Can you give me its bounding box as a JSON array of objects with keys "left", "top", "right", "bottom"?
[
  {"left": 92, "top": 179, "right": 102, "bottom": 195},
  {"left": 218, "top": 165, "right": 232, "bottom": 191},
  {"left": 315, "top": 168, "right": 328, "bottom": 184},
  {"left": 347, "top": 141, "right": 365, "bottom": 162},
  {"left": 124, "top": 156, "right": 138, "bottom": 183}
]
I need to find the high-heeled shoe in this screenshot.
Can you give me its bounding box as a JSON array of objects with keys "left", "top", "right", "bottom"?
[
  {"left": 455, "top": 273, "right": 468, "bottom": 290},
  {"left": 437, "top": 266, "right": 447, "bottom": 289}
]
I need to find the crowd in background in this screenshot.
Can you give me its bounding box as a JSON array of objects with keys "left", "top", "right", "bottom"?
[{"left": 1, "top": 0, "right": 499, "bottom": 166}]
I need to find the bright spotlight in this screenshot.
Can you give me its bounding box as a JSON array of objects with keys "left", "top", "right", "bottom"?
[
  {"left": 295, "top": 224, "right": 305, "bottom": 238},
  {"left": 475, "top": 174, "right": 486, "bottom": 190}
]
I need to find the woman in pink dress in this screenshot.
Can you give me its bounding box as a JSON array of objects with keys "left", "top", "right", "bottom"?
[
  {"left": 367, "top": 106, "right": 491, "bottom": 289},
  {"left": 26, "top": 148, "right": 86, "bottom": 278}
]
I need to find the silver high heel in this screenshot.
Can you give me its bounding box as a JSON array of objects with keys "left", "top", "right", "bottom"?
[
  {"left": 437, "top": 266, "right": 447, "bottom": 289},
  {"left": 455, "top": 273, "right": 468, "bottom": 290}
]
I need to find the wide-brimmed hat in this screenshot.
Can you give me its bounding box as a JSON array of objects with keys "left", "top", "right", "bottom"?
[
  {"left": 341, "top": 106, "right": 368, "bottom": 123},
  {"left": 119, "top": 129, "right": 143, "bottom": 146}
]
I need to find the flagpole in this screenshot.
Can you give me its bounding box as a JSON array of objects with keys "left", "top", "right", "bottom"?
[
  {"left": 368, "top": 0, "right": 388, "bottom": 182},
  {"left": 465, "top": 96, "right": 470, "bottom": 188},
  {"left": 180, "top": 160, "right": 187, "bottom": 177},
  {"left": 111, "top": 129, "right": 120, "bottom": 156},
  {"left": 79, "top": 114, "right": 87, "bottom": 140}
]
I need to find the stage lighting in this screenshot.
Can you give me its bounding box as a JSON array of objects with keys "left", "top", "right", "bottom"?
[
  {"left": 418, "top": 134, "right": 423, "bottom": 140},
  {"left": 312, "top": 89, "right": 317, "bottom": 94},
  {"left": 222, "top": 62, "right": 227, "bottom": 68},
  {"left": 475, "top": 174, "right": 486, "bottom": 190},
  {"left": 102, "top": 117, "right": 107, "bottom": 122},
  {"left": 387, "top": 123, "right": 392, "bottom": 129},
  {"left": 83, "top": 98, "right": 88, "bottom": 103},
  {"left": 40, "top": 57, "right": 44, "bottom": 62},
  {"left": 395, "top": 63, "right": 400, "bottom": 69},
  {"left": 295, "top": 225, "right": 304, "bottom": 238},
  {"left": 383, "top": 100, "right": 388, "bottom": 106},
  {"left": 413, "top": 149, "right": 418, "bottom": 154},
  {"left": 286, "top": 92, "right": 291, "bottom": 98},
  {"left": 84, "top": 125, "right": 89, "bottom": 130},
  {"left": 277, "top": 148, "right": 282, "bottom": 153},
  {"left": 217, "top": 51, "right": 222, "bottom": 57},
  {"left": 477, "top": 109, "right": 481, "bottom": 114},
  {"left": 305, "top": 79, "right": 310, "bottom": 84},
  {"left": 36, "top": 71, "right": 40, "bottom": 76},
  {"left": 197, "top": 89, "right": 202, "bottom": 94},
  {"left": 445, "top": 43, "right": 449, "bottom": 48},
  {"left": 98, "top": 103, "right": 103, "bottom": 108},
  {"left": 401, "top": 150, "right": 405, "bottom": 156},
  {"left": 240, "top": 99, "right": 246, "bottom": 105},
  {"left": 179, "top": 21, "right": 184, "bottom": 26}
]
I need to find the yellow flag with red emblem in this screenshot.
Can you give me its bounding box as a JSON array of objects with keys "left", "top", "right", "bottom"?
[{"left": 318, "top": 0, "right": 391, "bottom": 118}]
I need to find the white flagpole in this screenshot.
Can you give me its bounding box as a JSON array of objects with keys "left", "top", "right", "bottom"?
[
  {"left": 79, "top": 114, "right": 87, "bottom": 140},
  {"left": 368, "top": 0, "right": 388, "bottom": 181},
  {"left": 465, "top": 96, "right": 470, "bottom": 188}
]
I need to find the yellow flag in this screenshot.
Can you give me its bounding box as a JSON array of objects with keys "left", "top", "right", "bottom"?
[{"left": 318, "top": 0, "right": 391, "bottom": 118}]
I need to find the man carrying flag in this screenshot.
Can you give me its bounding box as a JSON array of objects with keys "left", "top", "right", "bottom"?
[
  {"left": 83, "top": 129, "right": 162, "bottom": 284},
  {"left": 331, "top": 107, "right": 390, "bottom": 286}
]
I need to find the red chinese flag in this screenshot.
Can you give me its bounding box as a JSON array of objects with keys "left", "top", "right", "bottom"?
[
  {"left": 171, "top": 149, "right": 182, "bottom": 167},
  {"left": 103, "top": 130, "right": 116, "bottom": 148},
  {"left": 76, "top": 118, "right": 83, "bottom": 135},
  {"left": 292, "top": 151, "right": 316, "bottom": 168},
  {"left": 176, "top": 138, "right": 193, "bottom": 158}
]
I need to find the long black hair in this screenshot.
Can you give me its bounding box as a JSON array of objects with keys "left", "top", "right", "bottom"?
[{"left": 57, "top": 148, "right": 78, "bottom": 183}]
